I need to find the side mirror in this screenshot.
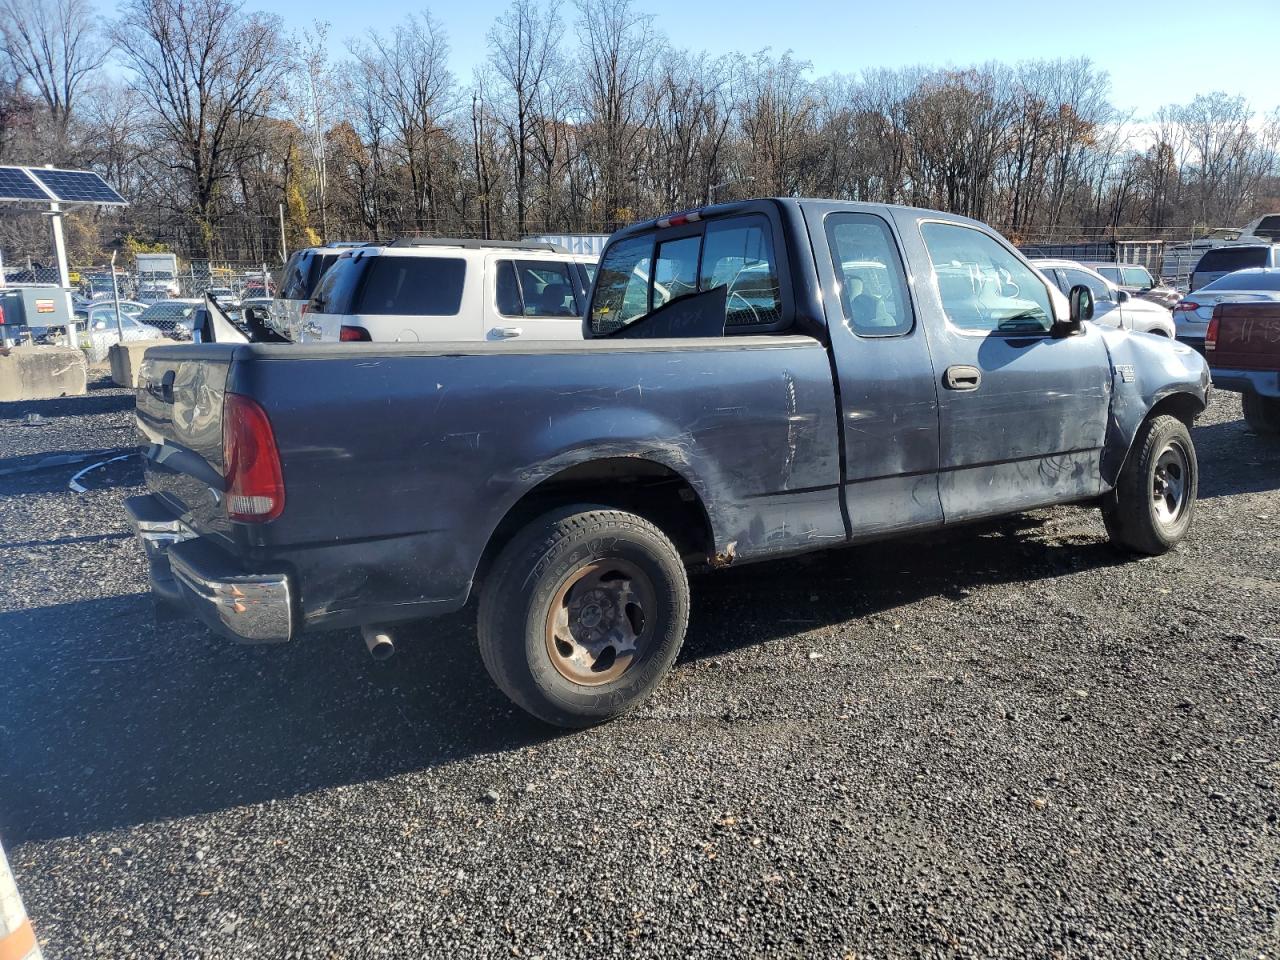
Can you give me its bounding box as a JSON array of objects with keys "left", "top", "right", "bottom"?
[
  {"left": 1054, "top": 284, "right": 1092, "bottom": 338},
  {"left": 1116, "top": 289, "right": 1130, "bottom": 303}
]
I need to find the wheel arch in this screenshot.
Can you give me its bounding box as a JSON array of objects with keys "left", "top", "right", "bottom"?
[
  {"left": 1103, "top": 389, "right": 1204, "bottom": 489},
  {"left": 472, "top": 456, "right": 717, "bottom": 593}
]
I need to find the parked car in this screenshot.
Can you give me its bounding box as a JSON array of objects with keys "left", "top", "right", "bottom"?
[
  {"left": 136, "top": 299, "right": 202, "bottom": 339},
  {"left": 77, "top": 301, "right": 147, "bottom": 326},
  {"left": 1206, "top": 300, "right": 1280, "bottom": 435},
  {"left": 301, "top": 238, "right": 596, "bottom": 343},
  {"left": 1190, "top": 243, "right": 1280, "bottom": 293},
  {"left": 1172, "top": 268, "right": 1280, "bottom": 350},
  {"left": 1079, "top": 261, "right": 1181, "bottom": 309},
  {"left": 269, "top": 243, "right": 370, "bottom": 341},
  {"left": 77, "top": 313, "right": 165, "bottom": 361},
  {"left": 125, "top": 199, "right": 1210, "bottom": 727},
  {"left": 1031, "top": 259, "right": 1175, "bottom": 338}
]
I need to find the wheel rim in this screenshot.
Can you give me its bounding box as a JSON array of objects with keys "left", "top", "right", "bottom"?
[
  {"left": 1151, "top": 440, "right": 1190, "bottom": 527},
  {"left": 544, "top": 559, "right": 657, "bottom": 686}
]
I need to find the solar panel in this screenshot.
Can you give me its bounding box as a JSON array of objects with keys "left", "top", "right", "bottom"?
[
  {"left": 29, "top": 167, "right": 127, "bottom": 205},
  {"left": 0, "top": 166, "right": 50, "bottom": 202}
]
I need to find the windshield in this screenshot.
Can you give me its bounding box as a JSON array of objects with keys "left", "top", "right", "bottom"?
[{"left": 1199, "top": 271, "right": 1280, "bottom": 292}]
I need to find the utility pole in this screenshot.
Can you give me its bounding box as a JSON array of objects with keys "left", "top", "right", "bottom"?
[
  {"left": 278, "top": 203, "right": 288, "bottom": 264},
  {"left": 110, "top": 250, "right": 124, "bottom": 339}
]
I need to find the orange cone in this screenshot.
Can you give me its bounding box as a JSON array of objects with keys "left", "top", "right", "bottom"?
[{"left": 0, "top": 840, "right": 42, "bottom": 960}]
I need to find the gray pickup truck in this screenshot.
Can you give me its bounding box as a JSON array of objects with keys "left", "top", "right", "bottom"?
[{"left": 126, "top": 199, "right": 1211, "bottom": 726}]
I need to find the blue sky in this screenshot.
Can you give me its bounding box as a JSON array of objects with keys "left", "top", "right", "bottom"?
[{"left": 260, "top": 0, "right": 1278, "bottom": 119}]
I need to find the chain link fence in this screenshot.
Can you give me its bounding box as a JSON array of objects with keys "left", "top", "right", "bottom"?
[{"left": 2, "top": 260, "right": 281, "bottom": 350}]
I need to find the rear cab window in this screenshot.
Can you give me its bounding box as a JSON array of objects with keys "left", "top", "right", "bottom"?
[{"left": 588, "top": 210, "right": 786, "bottom": 336}]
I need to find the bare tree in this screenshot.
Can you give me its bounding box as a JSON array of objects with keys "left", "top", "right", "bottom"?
[
  {"left": 486, "top": 0, "right": 563, "bottom": 235},
  {"left": 576, "top": 0, "right": 662, "bottom": 228},
  {"left": 0, "top": 0, "right": 109, "bottom": 154},
  {"left": 113, "top": 0, "right": 290, "bottom": 255},
  {"left": 348, "top": 13, "right": 456, "bottom": 231}
]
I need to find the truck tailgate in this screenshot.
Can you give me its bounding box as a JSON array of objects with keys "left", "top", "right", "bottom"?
[
  {"left": 134, "top": 344, "right": 237, "bottom": 543},
  {"left": 1209, "top": 302, "right": 1280, "bottom": 371}
]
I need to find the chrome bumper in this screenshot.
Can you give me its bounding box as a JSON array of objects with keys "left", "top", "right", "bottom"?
[{"left": 125, "top": 494, "right": 294, "bottom": 643}]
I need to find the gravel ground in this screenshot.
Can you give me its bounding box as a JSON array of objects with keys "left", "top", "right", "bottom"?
[{"left": 0, "top": 380, "right": 1277, "bottom": 959}]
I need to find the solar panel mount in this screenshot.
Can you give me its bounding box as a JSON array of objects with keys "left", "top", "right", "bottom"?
[{"left": 0, "top": 165, "right": 127, "bottom": 205}]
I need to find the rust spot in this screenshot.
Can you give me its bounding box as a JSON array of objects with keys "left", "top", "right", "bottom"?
[{"left": 711, "top": 540, "right": 738, "bottom": 568}]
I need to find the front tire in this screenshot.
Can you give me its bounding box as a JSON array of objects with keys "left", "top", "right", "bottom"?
[
  {"left": 1101, "top": 414, "right": 1197, "bottom": 555},
  {"left": 477, "top": 506, "right": 690, "bottom": 728},
  {"left": 1243, "top": 391, "right": 1280, "bottom": 436}
]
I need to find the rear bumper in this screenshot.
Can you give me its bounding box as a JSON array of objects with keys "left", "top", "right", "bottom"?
[
  {"left": 125, "top": 493, "right": 294, "bottom": 643},
  {"left": 1209, "top": 368, "right": 1280, "bottom": 398}
]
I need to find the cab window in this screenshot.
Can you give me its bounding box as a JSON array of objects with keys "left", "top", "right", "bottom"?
[
  {"left": 921, "top": 222, "right": 1054, "bottom": 334},
  {"left": 824, "top": 213, "right": 913, "bottom": 336}
]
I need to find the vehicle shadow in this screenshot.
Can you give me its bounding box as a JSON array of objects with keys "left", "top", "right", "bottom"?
[
  {"left": 0, "top": 450, "right": 141, "bottom": 496},
  {"left": 0, "top": 385, "right": 135, "bottom": 421},
  {"left": 679, "top": 513, "right": 1124, "bottom": 663},
  {"left": 1192, "top": 417, "right": 1280, "bottom": 499},
  {"left": 0, "top": 592, "right": 545, "bottom": 846},
  {"left": 0, "top": 512, "right": 1121, "bottom": 845}
]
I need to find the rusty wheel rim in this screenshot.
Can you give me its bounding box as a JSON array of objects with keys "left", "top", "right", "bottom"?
[{"left": 544, "top": 559, "right": 656, "bottom": 686}]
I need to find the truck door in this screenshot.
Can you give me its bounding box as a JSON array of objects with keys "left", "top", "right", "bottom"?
[
  {"left": 907, "top": 218, "right": 1112, "bottom": 522},
  {"left": 803, "top": 206, "right": 943, "bottom": 538}
]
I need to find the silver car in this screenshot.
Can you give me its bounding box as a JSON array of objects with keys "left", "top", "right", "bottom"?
[
  {"left": 1172, "top": 267, "right": 1280, "bottom": 349},
  {"left": 1031, "top": 259, "right": 1175, "bottom": 338}
]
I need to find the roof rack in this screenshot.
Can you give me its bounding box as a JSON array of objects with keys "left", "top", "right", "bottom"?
[{"left": 387, "top": 237, "right": 568, "bottom": 253}]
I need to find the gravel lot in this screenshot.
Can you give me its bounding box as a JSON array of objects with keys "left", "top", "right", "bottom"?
[{"left": 1, "top": 378, "right": 1277, "bottom": 959}]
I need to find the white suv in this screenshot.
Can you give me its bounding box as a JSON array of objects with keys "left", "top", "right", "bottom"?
[
  {"left": 1031, "top": 259, "right": 1176, "bottom": 338},
  {"left": 301, "top": 239, "right": 597, "bottom": 343}
]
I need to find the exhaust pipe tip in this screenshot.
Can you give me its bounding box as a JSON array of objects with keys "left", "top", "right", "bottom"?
[{"left": 362, "top": 626, "right": 396, "bottom": 661}]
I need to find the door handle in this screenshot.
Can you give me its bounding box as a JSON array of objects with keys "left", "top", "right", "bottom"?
[
  {"left": 943, "top": 365, "right": 981, "bottom": 391},
  {"left": 494, "top": 327, "right": 523, "bottom": 339}
]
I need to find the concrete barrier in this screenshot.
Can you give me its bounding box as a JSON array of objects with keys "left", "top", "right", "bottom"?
[
  {"left": 109, "top": 339, "right": 171, "bottom": 388},
  {"left": 0, "top": 346, "right": 87, "bottom": 402}
]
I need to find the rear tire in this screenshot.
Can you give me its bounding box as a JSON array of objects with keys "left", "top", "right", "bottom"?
[
  {"left": 477, "top": 506, "right": 690, "bottom": 728},
  {"left": 1101, "top": 414, "right": 1197, "bottom": 556},
  {"left": 1242, "top": 391, "right": 1280, "bottom": 436}
]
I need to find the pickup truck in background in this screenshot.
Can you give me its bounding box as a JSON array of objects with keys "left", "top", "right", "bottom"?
[
  {"left": 126, "top": 199, "right": 1210, "bottom": 727},
  {"left": 1207, "top": 301, "right": 1280, "bottom": 435}
]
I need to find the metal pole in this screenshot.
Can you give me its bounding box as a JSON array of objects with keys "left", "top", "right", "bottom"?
[
  {"left": 278, "top": 203, "right": 288, "bottom": 263},
  {"left": 110, "top": 250, "right": 124, "bottom": 339}
]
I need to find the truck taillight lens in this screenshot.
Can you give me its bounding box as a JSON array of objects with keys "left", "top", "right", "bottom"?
[
  {"left": 223, "top": 393, "right": 285, "bottom": 522},
  {"left": 339, "top": 325, "right": 371, "bottom": 342},
  {"left": 1205, "top": 316, "right": 1219, "bottom": 351}
]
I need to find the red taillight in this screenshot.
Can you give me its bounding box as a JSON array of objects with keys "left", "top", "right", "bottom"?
[
  {"left": 1173, "top": 301, "right": 1200, "bottom": 313},
  {"left": 1205, "top": 316, "right": 1219, "bottom": 351},
  {"left": 339, "top": 325, "right": 371, "bottom": 342},
  {"left": 223, "top": 393, "right": 285, "bottom": 522},
  {"left": 300, "top": 302, "right": 309, "bottom": 316}
]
